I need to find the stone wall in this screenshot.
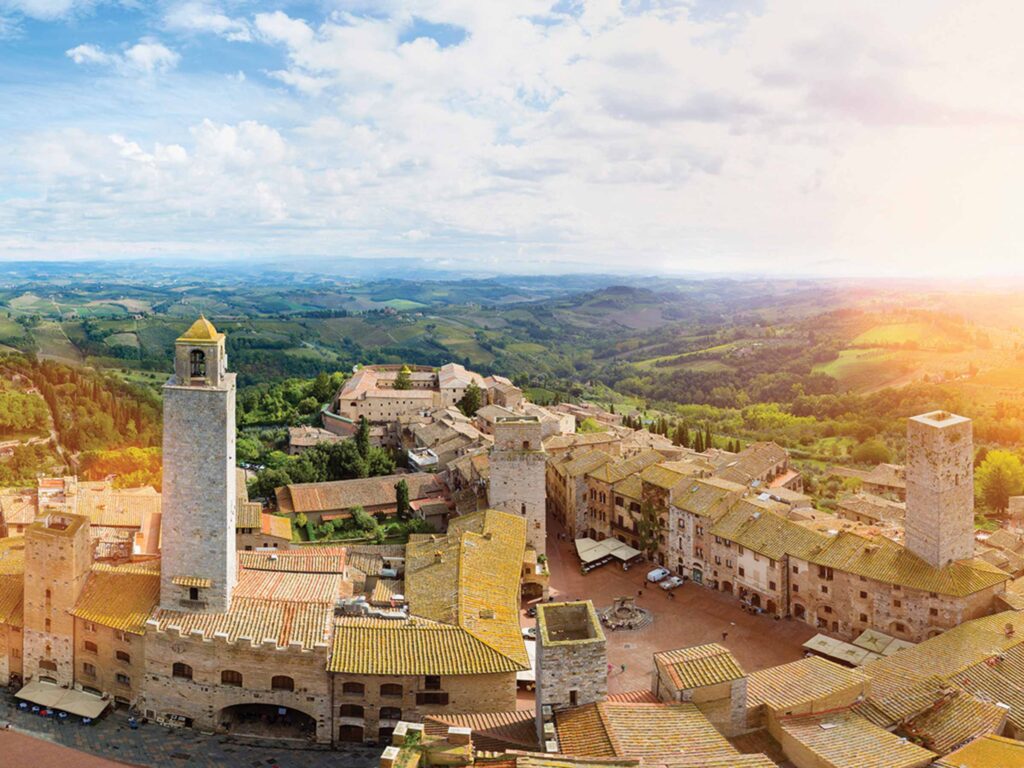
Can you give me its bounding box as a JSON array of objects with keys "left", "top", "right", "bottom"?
[
  {"left": 331, "top": 671, "right": 519, "bottom": 743},
  {"left": 141, "top": 628, "right": 332, "bottom": 743},
  {"left": 74, "top": 619, "right": 146, "bottom": 704}
]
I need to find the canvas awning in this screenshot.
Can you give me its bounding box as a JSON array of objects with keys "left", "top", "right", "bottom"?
[
  {"left": 574, "top": 537, "right": 643, "bottom": 565},
  {"left": 16, "top": 681, "right": 110, "bottom": 718}
]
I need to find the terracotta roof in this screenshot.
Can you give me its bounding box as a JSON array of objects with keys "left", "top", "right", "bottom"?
[
  {"left": 714, "top": 441, "right": 788, "bottom": 486},
  {"left": 555, "top": 701, "right": 774, "bottom": 766},
  {"left": 777, "top": 710, "right": 936, "bottom": 768},
  {"left": 71, "top": 562, "right": 160, "bottom": 635},
  {"left": 543, "top": 432, "right": 619, "bottom": 451},
  {"left": 151, "top": 567, "right": 341, "bottom": 650},
  {"left": 370, "top": 578, "right": 404, "bottom": 606},
  {"left": 653, "top": 643, "right": 745, "bottom": 690},
  {"left": 0, "top": 492, "right": 37, "bottom": 526},
  {"left": 854, "top": 676, "right": 949, "bottom": 728},
  {"left": 236, "top": 500, "right": 262, "bottom": 529},
  {"left": 277, "top": 473, "right": 443, "bottom": 514},
  {"left": 670, "top": 477, "right": 747, "bottom": 519},
  {"left": 950, "top": 642, "right": 1024, "bottom": 733},
  {"left": 612, "top": 474, "right": 643, "bottom": 500},
  {"left": 331, "top": 509, "right": 528, "bottom": 676},
  {"left": 901, "top": 689, "right": 1007, "bottom": 755},
  {"left": 78, "top": 486, "right": 161, "bottom": 528},
  {"left": 934, "top": 734, "right": 1024, "bottom": 768},
  {"left": 260, "top": 513, "right": 293, "bottom": 541},
  {"left": 425, "top": 710, "right": 537, "bottom": 752},
  {"left": 239, "top": 547, "right": 346, "bottom": 573},
  {"left": 863, "top": 611, "right": 1024, "bottom": 703},
  {"left": 329, "top": 616, "right": 524, "bottom": 675},
  {"left": 177, "top": 316, "right": 223, "bottom": 342},
  {"left": 586, "top": 451, "right": 663, "bottom": 485},
  {"left": 837, "top": 493, "right": 905, "bottom": 522},
  {"left": 746, "top": 656, "right": 869, "bottom": 713},
  {"left": 556, "top": 450, "right": 615, "bottom": 479},
  {"left": 710, "top": 500, "right": 824, "bottom": 560},
  {"left": 0, "top": 537, "right": 25, "bottom": 627},
  {"left": 640, "top": 462, "right": 695, "bottom": 491}
]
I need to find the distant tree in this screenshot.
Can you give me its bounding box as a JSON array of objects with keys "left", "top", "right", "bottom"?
[
  {"left": 976, "top": 450, "right": 1024, "bottom": 512},
  {"left": 694, "top": 431, "right": 704, "bottom": 453},
  {"left": 351, "top": 505, "right": 378, "bottom": 532},
  {"left": 609, "top": 402, "right": 615, "bottom": 414},
  {"left": 250, "top": 467, "right": 291, "bottom": 500},
  {"left": 974, "top": 446, "right": 990, "bottom": 468},
  {"left": 578, "top": 417, "right": 604, "bottom": 434},
  {"left": 312, "top": 371, "right": 334, "bottom": 402},
  {"left": 458, "top": 381, "right": 483, "bottom": 417},
  {"left": 395, "top": 479, "right": 411, "bottom": 521},
  {"left": 851, "top": 439, "right": 892, "bottom": 465},
  {"left": 394, "top": 365, "right": 412, "bottom": 390},
  {"left": 355, "top": 416, "right": 370, "bottom": 459}
]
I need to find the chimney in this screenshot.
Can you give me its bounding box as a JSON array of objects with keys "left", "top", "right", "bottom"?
[
  {"left": 447, "top": 726, "right": 471, "bottom": 746},
  {"left": 380, "top": 746, "right": 400, "bottom": 768}
]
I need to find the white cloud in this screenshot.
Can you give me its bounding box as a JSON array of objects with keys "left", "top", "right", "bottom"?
[
  {"left": 164, "top": 2, "right": 252, "bottom": 42},
  {"left": 0, "top": 0, "right": 94, "bottom": 20},
  {"left": 66, "top": 38, "right": 180, "bottom": 75},
  {"left": 9, "top": 1, "right": 1024, "bottom": 275}
]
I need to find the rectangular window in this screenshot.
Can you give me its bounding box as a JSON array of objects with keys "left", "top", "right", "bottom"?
[
  {"left": 792, "top": 584, "right": 799, "bottom": 593},
  {"left": 115, "top": 631, "right": 132, "bottom": 643},
  {"left": 821, "top": 585, "right": 828, "bottom": 594},
  {"left": 824, "top": 606, "right": 832, "bottom": 614},
  {"left": 893, "top": 600, "right": 902, "bottom": 608},
  {"left": 738, "top": 567, "right": 745, "bottom": 577},
  {"left": 424, "top": 675, "right": 441, "bottom": 691},
  {"left": 860, "top": 613, "right": 868, "bottom": 623},
  {"left": 726, "top": 559, "right": 733, "bottom": 568},
  {"left": 769, "top": 581, "right": 776, "bottom": 591},
  {"left": 792, "top": 566, "right": 799, "bottom": 574},
  {"left": 860, "top": 591, "right": 867, "bottom": 599},
  {"left": 83, "top": 662, "right": 96, "bottom": 677},
  {"left": 895, "top": 622, "right": 906, "bottom": 633},
  {"left": 737, "top": 545, "right": 745, "bottom": 556},
  {"left": 116, "top": 673, "right": 131, "bottom": 686},
  {"left": 84, "top": 641, "right": 98, "bottom": 653},
  {"left": 929, "top": 607, "right": 938, "bottom": 616}
]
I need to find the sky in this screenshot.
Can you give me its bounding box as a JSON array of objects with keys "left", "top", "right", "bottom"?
[{"left": 0, "top": 1, "right": 1022, "bottom": 277}]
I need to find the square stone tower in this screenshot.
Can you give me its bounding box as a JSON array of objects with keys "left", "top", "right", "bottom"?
[
  {"left": 23, "top": 512, "right": 91, "bottom": 685},
  {"left": 535, "top": 601, "right": 607, "bottom": 747},
  {"left": 904, "top": 411, "right": 974, "bottom": 568},
  {"left": 160, "top": 316, "right": 237, "bottom": 613},
  {"left": 488, "top": 416, "right": 547, "bottom": 556}
]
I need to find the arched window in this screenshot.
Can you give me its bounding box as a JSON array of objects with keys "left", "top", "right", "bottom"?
[
  {"left": 339, "top": 704, "right": 364, "bottom": 718},
  {"left": 189, "top": 349, "right": 206, "bottom": 378},
  {"left": 380, "top": 683, "right": 402, "bottom": 698},
  {"left": 221, "top": 670, "right": 243, "bottom": 687},
  {"left": 342, "top": 682, "right": 365, "bottom": 695},
  {"left": 172, "top": 662, "right": 193, "bottom": 680},
  {"left": 271, "top": 675, "right": 294, "bottom": 691},
  {"left": 379, "top": 706, "right": 402, "bottom": 721}
]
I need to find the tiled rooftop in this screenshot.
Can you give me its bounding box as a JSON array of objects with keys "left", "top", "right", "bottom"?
[
  {"left": 777, "top": 710, "right": 936, "bottom": 768},
  {"left": 653, "top": 643, "right": 745, "bottom": 690}
]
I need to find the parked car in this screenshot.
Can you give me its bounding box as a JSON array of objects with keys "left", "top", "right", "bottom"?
[
  {"left": 521, "top": 626, "right": 537, "bottom": 640},
  {"left": 660, "top": 575, "right": 684, "bottom": 590},
  {"left": 526, "top": 605, "right": 538, "bottom": 618},
  {"left": 646, "top": 567, "right": 670, "bottom": 583}
]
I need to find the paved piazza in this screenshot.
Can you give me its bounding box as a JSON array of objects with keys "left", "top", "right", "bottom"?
[
  {"left": 4, "top": 512, "right": 815, "bottom": 766},
  {"left": 525, "top": 514, "right": 817, "bottom": 697}
]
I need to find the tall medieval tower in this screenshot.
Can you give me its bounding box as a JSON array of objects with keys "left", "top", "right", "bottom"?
[
  {"left": 489, "top": 416, "right": 547, "bottom": 556},
  {"left": 904, "top": 411, "right": 974, "bottom": 568},
  {"left": 160, "top": 317, "right": 237, "bottom": 613},
  {"left": 23, "top": 513, "right": 91, "bottom": 685}
]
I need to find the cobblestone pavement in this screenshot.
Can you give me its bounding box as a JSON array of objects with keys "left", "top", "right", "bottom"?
[{"left": 0, "top": 692, "right": 380, "bottom": 768}]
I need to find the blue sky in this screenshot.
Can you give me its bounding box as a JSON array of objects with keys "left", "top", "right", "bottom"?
[{"left": 1, "top": 1, "right": 1021, "bottom": 276}]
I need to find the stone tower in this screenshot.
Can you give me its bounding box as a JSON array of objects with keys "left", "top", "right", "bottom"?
[
  {"left": 23, "top": 512, "right": 91, "bottom": 686},
  {"left": 488, "top": 416, "right": 547, "bottom": 556},
  {"left": 160, "top": 317, "right": 237, "bottom": 613},
  {"left": 904, "top": 411, "right": 974, "bottom": 568},
  {"left": 535, "top": 601, "right": 607, "bottom": 749}
]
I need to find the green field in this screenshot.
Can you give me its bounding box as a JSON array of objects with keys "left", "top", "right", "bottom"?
[
  {"left": 507, "top": 342, "right": 546, "bottom": 354},
  {"left": 32, "top": 322, "right": 83, "bottom": 363},
  {"left": 852, "top": 321, "right": 966, "bottom": 350}
]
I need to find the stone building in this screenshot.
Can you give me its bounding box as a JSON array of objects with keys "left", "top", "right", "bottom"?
[
  {"left": 324, "top": 363, "right": 522, "bottom": 433},
  {"left": 652, "top": 643, "right": 748, "bottom": 736},
  {"left": 534, "top": 601, "right": 607, "bottom": 749},
  {"left": 22, "top": 512, "right": 92, "bottom": 686},
  {"left": 488, "top": 417, "right": 547, "bottom": 557},
  {"left": 546, "top": 450, "right": 613, "bottom": 539},
  {"left": 160, "top": 316, "right": 237, "bottom": 613}
]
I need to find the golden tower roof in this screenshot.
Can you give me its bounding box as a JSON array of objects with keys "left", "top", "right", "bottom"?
[{"left": 177, "top": 315, "right": 223, "bottom": 343}]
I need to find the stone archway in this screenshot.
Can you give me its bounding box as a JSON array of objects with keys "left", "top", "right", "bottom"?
[
  {"left": 721, "top": 581, "right": 733, "bottom": 594},
  {"left": 793, "top": 603, "right": 806, "bottom": 620},
  {"left": 218, "top": 703, "right": 316, "bottom": 741}
]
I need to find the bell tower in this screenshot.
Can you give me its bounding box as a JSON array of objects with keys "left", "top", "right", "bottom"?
[{"left": 160, "top": 316, "right": 237, "bottom": 613}]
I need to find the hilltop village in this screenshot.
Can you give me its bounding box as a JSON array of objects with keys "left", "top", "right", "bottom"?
[{"left": 1, "top": 318, "right": 1024, "bottom": 768}]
